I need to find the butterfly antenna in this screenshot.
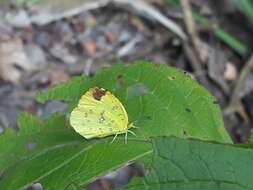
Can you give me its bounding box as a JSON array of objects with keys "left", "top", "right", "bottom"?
[
  {"left": 128, "top": 123, "right": 138, "bottom": 129},
  {"left": 110, "top": 134, "right": 118, "bottom": 144}
]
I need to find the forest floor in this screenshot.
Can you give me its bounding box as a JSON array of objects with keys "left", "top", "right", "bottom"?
[{"left": 0, "top": 0, "right": 253, "bottom": 189}]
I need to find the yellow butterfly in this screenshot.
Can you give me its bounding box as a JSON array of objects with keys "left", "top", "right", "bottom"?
[{"left": 70, "top": 87, "right": 135, "bottom": 142}]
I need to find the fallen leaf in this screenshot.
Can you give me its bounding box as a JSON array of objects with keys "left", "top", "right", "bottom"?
[
  {"left": 24, "top": 43, "right": 47, "bottom": 67},
  {"left": 105, "top": 31, "right": 118, "bottom": 43},
  {"left": 49, "top": 67, "right": 69, "bottom": 85},
  {"left": 49, "top": 43, "right": 78, "bottom": 64},
  {"left": 0, "top": 35, "right": 34, "bottom": 84},
  {"left": 5, "top": 9, "right": 31, "bottom": 28},
  {"left": 224, "top": 62, "right": 238, "bottom": 81},
  {"left": 239, "top": 75, "right": 253, "bottom": 98},
  {"left": 82, "top": 41, "right": 97, "bottom": 57},
  {"left": 207, "top": 45, "right": 230, "bottom": 95}
]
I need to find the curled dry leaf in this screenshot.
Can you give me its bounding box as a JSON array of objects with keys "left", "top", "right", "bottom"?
[
  {"left": 207, "top": 46, "right": 230, "bottom": 95},
  {"left": 224, "top": 62, "right": 238, "bottom": 81},
  {"left": 0, "top": 36, "right": 34, "bottom": 84},
  {"left": 82, "top": 41, "right": 97, "bottom": 57},
  {"left": 239, "top": 75, "right": 253, "bottom": 98},
  {"left": 5, "top": 9, "right": 31, "bottom": 28},
  {"left": 49, "top": 67, "right": 69, "bottom": 85},
  {"left": 49, "top": 43, "right": 78, "bottom": 64}
]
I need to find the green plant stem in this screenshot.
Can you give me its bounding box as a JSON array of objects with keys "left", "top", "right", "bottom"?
[
  {"left": 193, "top": 13, "right": 247, "bottom": 56},
  {"left": 164, "top": 0, "right": 248, "bottom": 56},
  {"left": 239, "top": 0, "right": 253, "bottom": 24}
]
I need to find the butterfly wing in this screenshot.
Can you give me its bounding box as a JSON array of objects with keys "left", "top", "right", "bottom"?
[{"left": 70, "top": 87, "right": 129, "bottom": 139}]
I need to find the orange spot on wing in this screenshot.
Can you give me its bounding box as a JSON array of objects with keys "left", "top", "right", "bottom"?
[{"left": 92, "top": 87, "right": 106, "bottom": 101}]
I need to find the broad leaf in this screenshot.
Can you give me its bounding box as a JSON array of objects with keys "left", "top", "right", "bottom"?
[
  {"left": 0, "top": 113, "right": 75, "bottom": 174},
  {"left": 126, "top": 136, "right": 253, "bottom": 190},
  {"left": 36, "top": 76, "right": 90, "bottom": 104},
  {"left": 37, "top": 61, "right": 231, "bottom": 143},
  {"left": 0, "top": 61, "right": 232, "bottom": 189},
  {"left": 0, "top": 114, "right": 152, "bottom": 189}
]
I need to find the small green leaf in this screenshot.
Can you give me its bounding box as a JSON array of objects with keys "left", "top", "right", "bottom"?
[
  {"left": 126, "top": 136, "right": 253, "bottom": 190},
  {"left": 36, "top": 76, "right": 90, "bottom": 104}
]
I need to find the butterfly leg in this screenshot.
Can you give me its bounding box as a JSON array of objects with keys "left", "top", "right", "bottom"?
[
  {"left": 127, "top": 130, "right": 136, "bottom": 136},
  {"left": 125, "top": 131, "right": 128, "bottom": 144},
  {"left": 110, "top": 133, "right": 118, "bottom": 144}
]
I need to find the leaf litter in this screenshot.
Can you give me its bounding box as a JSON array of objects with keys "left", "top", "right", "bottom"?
[{"left": 1, "top": 0, "right": 253, "bottom": 189}]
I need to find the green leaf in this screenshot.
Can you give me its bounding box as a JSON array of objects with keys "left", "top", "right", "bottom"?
[
  {"left": 1, "top": 61, "right": 232, "bottom": 189},
  {"left": 126, "top": 136, "right": 253, "bottom": 190},
  {"left": 249, "top": 129, "right": 253, "bottom": 144},
  {"left": 36, "top": 76, "right": 90, "bottom": 104},
  {"left": 237, "top": 0, "right": 253, "bottom": 24},
  {"left": 37, "top": 61, "right": 231, "bottom": 143},
  {"left": 0, "top": 112, "right": 77, "bottom": 174},
  {"left": 192, "top": 13, "right": 247, "bottom": 56},
  {"left": 0, "top": 113, "right": 152, "bottom": 189}
]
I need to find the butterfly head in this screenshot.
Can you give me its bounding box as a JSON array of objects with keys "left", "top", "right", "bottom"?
[{"left": 127, "top": 123, "right": 135, "bottom": 129}]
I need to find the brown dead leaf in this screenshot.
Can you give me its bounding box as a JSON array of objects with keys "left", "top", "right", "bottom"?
[
  {"left": 0, "top": 35, "right": 33, "bottom": 84},
  {"left": 82, "top": 41, "right": 97, "bottom": 57},
  {"left": 130, "top": 16, "right": 146, "bottom": 32},
  {"left": 207, "top": 45, "right": 230, "bottom": 95},
  {"left": 105, "top": 31, "right": 118, "bottom": 43},
  {"left": 49, "top": 67, "right": 69, "bottom": 85},
  {"left": 71, "top": 17, "right": 85, "bottom": 33},
  {"left": 49, "top": 43, "right": 78, "bottom": 64}
]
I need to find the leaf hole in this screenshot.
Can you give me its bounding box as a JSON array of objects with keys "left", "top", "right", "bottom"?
[
  {"left": 213, "top": 100, "right": 219, "bottom": 104},
  {"left": 185, "top": 108, "right": 191, "bottom": 112},
  {"left": 168, "top": 76, "right": 176, "bottom": 80},
  {"left": 127, "top": 83, "right": 149, "bottom": 98},
  {"left": 26, "top": 142, "right": 37, "bottom": 151},
  {"left": 116, "top": 74, "right": 125, "bottom": 89},
  {"left": 182, "top": 130, "right": 187, "bottom": 136}
]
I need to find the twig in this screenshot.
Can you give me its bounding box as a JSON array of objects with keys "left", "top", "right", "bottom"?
[
  {"left": 180, "top": 0, "right": 208, "bottom": 86},
  {"left": 180, "top": 0, "right": 205, "bottom": 62},
  {"left": 117, "top": 35, "right": 142, "bottom": 57},
  {"left": 183, "top": 43, "right": 209, "bottom": 86},
  {"left": 31, "top": 0, "right": 110, "bottom": 25},
  {"left": 224, "top": 55, "right": 253, "bottom": 118},
  {"left": 31, "top": 0, "right": 187, "bottom": 40},
  {"left": 165, "top": 0, "right": 247, "bottom": 55},
  {"left": 112, "top": 0, "right": 187, "bottom": 40}
]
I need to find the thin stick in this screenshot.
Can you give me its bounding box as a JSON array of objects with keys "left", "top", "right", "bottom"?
[
  {"left": 113, "top": 0, "right": 187, "bottom": 40},
  {"left": 125, "top": 131, "right": 128, "bottom": 144},
  {"left": 224, "top": 55, "right": 253, "bottom": 116},
  {"left": 180, "top": 0, "right": 205, "bottom": 62}
]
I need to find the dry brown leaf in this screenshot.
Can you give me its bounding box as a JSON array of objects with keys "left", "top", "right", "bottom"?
[
  {"left": 0, "top": 36, "right": 34, "bottom": 84},
  {"left": 49, "top": 68, "right": 69, "bottom": 85},
  {"left": 105, "top": 31, "right": 118, "bottom": 43},
  {"left": 49, "top": 43, "right": 78, "bottom": 64},
  {"left": 207, "top": 45, "right": 230, "bottom": 95},
  {"left": 82, "top": 41, "right": 97, "bottom": 57}
]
